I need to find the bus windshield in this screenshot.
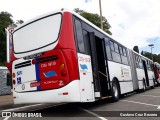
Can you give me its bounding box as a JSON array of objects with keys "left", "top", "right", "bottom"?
[{"left": 13, "top": 13, "right": 62, "bottom": 54}]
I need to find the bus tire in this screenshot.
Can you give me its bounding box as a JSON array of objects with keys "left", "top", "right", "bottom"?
[
  {"left": 151, "top": 79, "right": 155, "bottom": 89},
  {"left": 111, "top": 80, "right": 120, "bottom": 102}
]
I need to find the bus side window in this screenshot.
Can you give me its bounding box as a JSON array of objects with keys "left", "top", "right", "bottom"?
[
  {"left": 120, "top": 46, "right": 128, "bottom": 65},
  {"left": 139, "top": 57, "right": 143, "bottom": 69},
  {"left": 150, "top": 62, "right": 153, "bottom": 71},
  {"left": 121, "top": 54, "right": 129, "bottom": 65},
  {"left": 114, "top": 43, "right": 119, "bottom": 53},
  {"left": 105, "top": 37, "right": 112, "bottom": 60},
  {"left": 119, "top": 46, "right": 123, "bottom": 55},
  {"left": 110, "top": 41, "right": 114, "bottom": 51},
  {"left": 147, "top": 61, "right": 151, "bottom": 70},
  {"left": 111, "top": 41, "right": 121, "bottom": 63},
  {"left": 75, "top": 19, "right": 85, "bottom": 53},
  {"left": 135, "top": 55, "right": 138, "bottom": 68},
  {"left": 83, "top": 30, "right": 90, "bottom": 55}
]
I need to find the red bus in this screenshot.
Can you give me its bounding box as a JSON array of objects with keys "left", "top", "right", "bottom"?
[
  {"left": 154, "top": 62, "right": 160, "bottom": 85},
  {"left": 6, "top": 9, "right": 155, "bottom": 104}
]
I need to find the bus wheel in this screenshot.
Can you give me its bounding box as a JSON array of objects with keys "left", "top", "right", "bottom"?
[
  {"left": 151, "top": 79, "right": 155, "bottom": 89},
  {"left": 111, "top": 80, "right": 120, "bottom": 102}
]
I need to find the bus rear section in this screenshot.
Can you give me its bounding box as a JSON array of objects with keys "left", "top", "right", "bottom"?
[{"left": 7, "top": 10, "right": 90, "bottom": 104}]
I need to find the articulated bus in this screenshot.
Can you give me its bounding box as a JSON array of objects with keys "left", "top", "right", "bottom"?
[
  {"left": 6, "top": 9, "right": 155, "bottom": 104},
  {"left": 131, "top": 51, "right": 155, "bottom": 90}
]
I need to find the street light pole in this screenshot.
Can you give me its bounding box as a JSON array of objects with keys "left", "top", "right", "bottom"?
[
  {"left": 148, "top": 44, "right": 154, "bottom": 61},
  {"left": 99, "top": 0, "right": 103, "bottom": 30},
  {"left": 151, "top": 46, "right": 154, "bottom": 61}
]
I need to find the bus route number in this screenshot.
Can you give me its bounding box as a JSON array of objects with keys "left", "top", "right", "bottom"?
[{"left": 79, "top": 57, "right": 91, "bottom": 63}]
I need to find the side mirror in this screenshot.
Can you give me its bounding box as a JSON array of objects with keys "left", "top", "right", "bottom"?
[{"left": 7, "top": 73, "right": 12, "bottom": 87}]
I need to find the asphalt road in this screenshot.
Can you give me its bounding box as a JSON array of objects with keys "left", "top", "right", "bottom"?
[{"left": 1, "top": 86, "right": 160, "bottom": 120}]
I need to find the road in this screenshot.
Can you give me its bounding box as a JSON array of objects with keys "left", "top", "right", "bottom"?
[{"left": 1, "top": 86, "right": 160, "bottom": 120}]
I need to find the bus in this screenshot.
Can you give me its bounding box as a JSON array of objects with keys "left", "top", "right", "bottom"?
[
  {"left": 154, "top": 62, "right": 160, "bottom": 85},
  {"left": 6, "top": 8, "right": 155, "bottom": 104},
  {"left": 129, "top": 51, "right": 155, "bottom": 91}
]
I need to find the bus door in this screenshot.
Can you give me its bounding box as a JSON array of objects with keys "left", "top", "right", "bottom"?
[
  {"left": 89, "top": 32, "right": 109, "bottom": 97},
  {"left": 95, "top": 37, "right": 110, "bottom": 97},
  {"left": 88, "top": 32, "right": 101, "bottom": 97},
  {"left": 74, "top": 19, "right": 94, "bottom": 102},
  {"left": 142, "top": 60, "right": 149, "bottom": 86}
]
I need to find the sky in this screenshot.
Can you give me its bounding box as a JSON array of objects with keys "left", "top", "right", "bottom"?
[{"left": 0, "top": 0, "right": 160, "bottom": 54}]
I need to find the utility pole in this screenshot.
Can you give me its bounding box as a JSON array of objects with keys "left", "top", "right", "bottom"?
[
  {"left": 148, "top": 44, "right": 154, "bottom": 61},
  {"left": 99, "top": 0, "right": 103, "bottom": 30}
]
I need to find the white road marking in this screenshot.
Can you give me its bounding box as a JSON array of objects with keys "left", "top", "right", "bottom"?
[
  {"left": 1, "top": 103, "right": 66, "bottom": 120},
  {"left": 2, "top": 103, "right": 66, "bottom": 112},
  {"left": 78, "top": 107, "right": 108, "bottom": 120},
  {"left": 2, "top": 104, "right": 43, "bottom": 111},
  {"left": 140, "top": 95, "right": 160, "bottom": 97},
  {"left": 121, "top": 100, "right": 160, "bottom": 109},
  {"left": 3, "top": 116, "right": 10, "bottom": 120},
  {"left": 28, "top": 103, "right": 66, "bottom": 112}
]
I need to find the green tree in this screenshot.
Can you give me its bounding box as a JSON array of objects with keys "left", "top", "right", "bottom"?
[
  {"left": 141, "top": 51, "right": 160, "bottom": 63},
  {"left": 0, "top": 11, "right": 23, "bottom": 66},
  {"left": 0, "top": 11, "right": 14, "bottom": 66},
  {"left": 74, "top": 8, "right": 112, "bottom": 35},
  {"left": 141, "top": 50, "right": 144, "bottom": 55},
  {"left": 14, "top": 20, "right": 24, "bottom": 26}
]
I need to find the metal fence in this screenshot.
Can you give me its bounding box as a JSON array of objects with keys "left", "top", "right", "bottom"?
[{"left": 0, "top": 69, "right": 11, "bottom": 95}]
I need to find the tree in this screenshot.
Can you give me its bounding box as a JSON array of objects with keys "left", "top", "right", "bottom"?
[
  {"left": 141, "top": 50, "right": 144, "bottom": 55},
  {"left": 141, "top": 51, "right": 160, "bottom": 63},
  {"left": 74, "top": 8, "right": 112, "bottom": 35},
  {"left": 14, "top": 20, "right": 24, "bottom": 26},
  {"left": 0, "top": 11, "right": 14, "bottom": 66},
  {"left": 0, "top": 11, "right": 24, "bottom": 66}
]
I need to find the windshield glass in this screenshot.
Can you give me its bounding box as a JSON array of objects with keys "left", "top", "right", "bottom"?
[{"left": 13, "top": 13, "right": 62, "bottom": 54}]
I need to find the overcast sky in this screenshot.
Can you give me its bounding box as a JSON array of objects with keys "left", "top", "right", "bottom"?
[{"left": 0, "top": 0, "right": 160, "bottom": 54}]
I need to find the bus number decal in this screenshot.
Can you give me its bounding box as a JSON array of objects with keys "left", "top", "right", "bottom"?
[
  {"left": 41, "top": 61, "right": 56, "bottom": 68},
  {"left": 78, "top": 57, "right": 91, "bottom": 62}
]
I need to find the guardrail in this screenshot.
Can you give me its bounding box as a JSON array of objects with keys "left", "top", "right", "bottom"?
[{"left": 0, "top": 69, "right": 11, "bottom": 95}]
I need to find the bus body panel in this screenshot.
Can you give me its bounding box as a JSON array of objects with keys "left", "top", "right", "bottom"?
[
  {"left": 13, "top": 80, "right": 81, "bottom": 104},
  {"left": 148, "top": 70, "right": 154, "bottom": 87},
  {"left": 11, "top": 11, "right": 80, "bottom": 104},
  {"left": 154, "top": 62, "right": 160, "bottom": 84},
  {"left": 155, "top": 63, "right": 160, "bottom": 83},
  {"left": 136, "top": 68, "right": 145, "bottom": 89},
  {"left": 12, "top": 49, "right": 72, "bottom": 92},
  {"left": 12, "top": 58, "right": 37, "bottom": 92},
  {"left": 78, "top": 53, "right": 95, "bottom": 102},
  {"left": 132, "top": 50, "right": 155, "bottom": 89},
  {"left": 108, "top": 61, "right": 133, "bottom": 94}
]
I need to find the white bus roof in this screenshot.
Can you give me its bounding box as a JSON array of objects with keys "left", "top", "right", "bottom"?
[
  {"left": 132, "top": 50, "right": 153, "bottom": 62},
  {"left": 14, "top": 8, "right": 152, "bottom": 62},
  {"left": 14, "top": 8, "right": 124, "bottom": 47}
]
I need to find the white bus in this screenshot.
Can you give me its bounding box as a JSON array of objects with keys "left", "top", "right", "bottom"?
[
  {"left": 130, "top": 51, "right": 155, "bottom": 91},
  {"left": 6, "top": 9, "right": 155, "bottom": 104}
]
